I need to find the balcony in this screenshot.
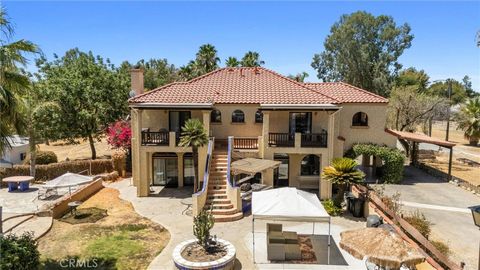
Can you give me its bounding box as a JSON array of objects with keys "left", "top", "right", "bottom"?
[
  {"left": 301, "top": 132, "right": 327, "bottom": 148},
  {"left": 268, "top": 132, "right": 328, "bottom": 148},
  {"left": 233, "top": 137, "right": 259, "bottom": 150},
  {"left": 268, "top": 133, "right": 294, "bottom": 147},
  {"left": 141, "top": 131, "right": 169, "bottom": 146}
]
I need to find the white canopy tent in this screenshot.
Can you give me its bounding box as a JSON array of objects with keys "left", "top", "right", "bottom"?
[
  {"left": 44, "top": 172, "right": 94, "bottom": 194},
  {"left": 252, "top": 187, "right": 331, "bottom": 264}
]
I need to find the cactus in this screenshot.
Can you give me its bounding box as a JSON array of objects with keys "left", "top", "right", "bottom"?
[{"left": 193, "top": 207, "right": 215, "bottom": 250}]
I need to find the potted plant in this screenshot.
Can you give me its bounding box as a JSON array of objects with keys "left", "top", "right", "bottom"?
[{"left": 172, "top": 208, "right": 236, "bottom": 270}]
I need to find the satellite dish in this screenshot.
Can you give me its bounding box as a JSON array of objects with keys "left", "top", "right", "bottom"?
[{"left": 129, "top": 89, "right": 136, "bottom": 98}]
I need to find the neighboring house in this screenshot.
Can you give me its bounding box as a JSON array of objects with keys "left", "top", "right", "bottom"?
[
  {"left": 128, "top": 67, "right": 396, "bottom": 220},
  {"left": 1, "top": 135, "right": 29, "bottom": 165}
]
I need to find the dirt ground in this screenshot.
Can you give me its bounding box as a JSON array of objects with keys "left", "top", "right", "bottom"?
[
  {"left": 38, "top": 138, "right": 113, "bottom": 161},
  {"left": 38, "top": 188, "right": 170, "bottom": 270},
  {"left": 422, "top": 155, "right": 480, "bottom": 186}
]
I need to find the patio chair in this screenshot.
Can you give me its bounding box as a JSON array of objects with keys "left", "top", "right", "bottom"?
[{"left": 37, "top": 186, "right": 58, "bottom": 200}]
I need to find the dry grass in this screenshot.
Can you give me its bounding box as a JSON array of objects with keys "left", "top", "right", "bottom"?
[
  {"left": 422, "top": 155, "right": 480, "bottom": 186},
  {"left": 38, "top": 188, "right": 170, "bottom": 270},
  {"left": 38, "top": 138, "right": 113, "bottom": 162}
]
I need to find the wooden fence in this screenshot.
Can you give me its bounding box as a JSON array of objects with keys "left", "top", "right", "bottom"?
[{"left": 353, "top": 184, "right": 463, "bottom": 270}]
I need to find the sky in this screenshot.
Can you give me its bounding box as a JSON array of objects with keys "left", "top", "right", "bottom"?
[{"left": 3, "top": 1, "right": 480, "bottom": 90}]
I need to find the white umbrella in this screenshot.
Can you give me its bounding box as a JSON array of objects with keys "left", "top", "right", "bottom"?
[{"left": 44, "top": 172, "right": 94, "bottom": 195}]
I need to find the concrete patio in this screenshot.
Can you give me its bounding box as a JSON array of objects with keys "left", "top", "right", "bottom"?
[{"left": 109, "top": 178, "right": 368, "bottom": 270}]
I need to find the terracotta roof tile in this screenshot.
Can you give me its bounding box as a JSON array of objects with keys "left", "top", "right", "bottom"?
[{"left": 304, "top": 82, "right": 388, "bottom": 103}]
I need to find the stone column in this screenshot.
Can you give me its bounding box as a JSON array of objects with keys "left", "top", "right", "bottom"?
[{"left": 177, "top": 152, "right": 185, "bottom": 187}]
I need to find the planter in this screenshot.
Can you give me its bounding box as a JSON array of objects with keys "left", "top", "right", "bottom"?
[{"left": 172, "top": 239, "right": 236, "bottom": 270}]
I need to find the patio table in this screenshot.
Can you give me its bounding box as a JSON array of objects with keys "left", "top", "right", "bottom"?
[{"left": 2, "top": 176, "right": 34, "bottom": 192}]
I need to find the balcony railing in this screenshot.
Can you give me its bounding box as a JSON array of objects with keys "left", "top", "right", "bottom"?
[
  {"left": 268, "top": 133, "right": 294, "bottom": 147},
  {"left": 233, "top": 137, "right": 259, "bottom": 149},
  {"left": 141, "top": 131, "right": 169, "bottom": 146},
  {"left": 301, "top": 132, "right": 328, "bottom": 148}
]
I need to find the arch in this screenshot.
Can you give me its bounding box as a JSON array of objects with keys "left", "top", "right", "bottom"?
[
  {"left": 232, "top": 109, "right": 245, "bottom": 123},
  {"left": 255, "top": 110, "right": 263, "bottom": 123},
  {"left": 352, "top": 112, "right": 368, "bottom": 126},
  {"left": 210, "top": 110, "right": 222, "bottom": 123},
  {"left": 300, "top": 154, "right": 320, "bottom": 176}
]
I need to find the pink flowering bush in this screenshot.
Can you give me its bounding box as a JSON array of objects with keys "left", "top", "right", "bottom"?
[{"left": 106, "top": 120, "right": 132, "bottom": 151}]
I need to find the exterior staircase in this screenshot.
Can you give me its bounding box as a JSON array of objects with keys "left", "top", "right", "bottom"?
[{"left": 204, "top": 151, "right": 243, "bottom": 222}]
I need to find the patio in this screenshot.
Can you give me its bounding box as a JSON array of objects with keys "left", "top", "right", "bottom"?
[{"left": 109, "top": 178, "right": 367, "bottom": 270}]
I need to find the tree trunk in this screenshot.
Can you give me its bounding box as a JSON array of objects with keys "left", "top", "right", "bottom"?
[
  {"left": 29, "top": 128, "right": 36, "bottom": 178},
  {"left": 399, "top": 138, "right": 410, "bottom": 157},
  {"left": 45, "top": 138, "right": 50, "bottom": 146},
  {"left": 192, "top": 146, "right": 199, "bottom": 193},
  {"left": 88, "top": 134, "right": 97, "bottom": 160},
  {"left": 333, "top": 184, "right": 346, "bottom": 208}
]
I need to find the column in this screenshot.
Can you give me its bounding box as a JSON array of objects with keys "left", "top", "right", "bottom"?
[
  {"left": 131, "top": 109, "right": 143, "bottom": 190},
  {"left": 138, "top": 151, "right": 150, "bottom": 196},
  {"left": 177, "top": 152, "right": 185, "bottom": 187},
  {"left": 261, "top": 111, "right": 270, "bottom": 159},
  {"left": 198, "top": 110, "right": 211, "bottom": 183},
  {"left": 320, "top": 154, "right": 332, "bottom": 199}
]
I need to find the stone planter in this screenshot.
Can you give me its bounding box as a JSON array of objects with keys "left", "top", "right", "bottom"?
[{"left": 172, "top": 239, "right": 236, "bottom": 270}]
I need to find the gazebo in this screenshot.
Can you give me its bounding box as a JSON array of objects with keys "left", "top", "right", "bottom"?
[{"left": 252, "top": 187, "right": 331, "bottom": 264}]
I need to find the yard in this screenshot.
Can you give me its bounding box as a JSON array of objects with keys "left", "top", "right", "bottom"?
[
  {"left": 38, "top": 188, "right": 170, "bottom": 270},
  {"left": 38, "top": 138, "right": 113, "bottom": 162}
]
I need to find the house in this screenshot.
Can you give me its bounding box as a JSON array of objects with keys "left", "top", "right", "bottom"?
[
  {"left": 1, "top": 135, "right": 29, "bottom": 166},
  {"left": 128, "top": 67, "right": 396, "bottom": 220}
]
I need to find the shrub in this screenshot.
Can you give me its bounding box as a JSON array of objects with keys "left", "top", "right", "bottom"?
[
  {"left": 193, "top": 207, "right": 215, "bottom": 249},
  {"left": 0, "top": 232, "right": 40, "bottom": 270},
  {"left": 322, "top": 199, "right": 343, "bottom": 216},
  {"left": 345, "top": 143, "right": 405, "bottom": 183},
  {"left": 0, "top": 159, "right": 114, "bottom": 182},
  {"left": 106, "top": 120, "right": 132, "bottom": 151},
  {"left": 430, "top": 240, "right": 451, "bottom": 257},
  {"left": 31, "top": 151, "right": 58, "bottom": 165},
  {"left": 373, "top": 185, "right": 402, "bottom": 215},
  {"left": 112, "top": 151, "right": 126, "bottom": 175},
  {"left": 404, "top": 210, "right": 432, "bottom": 239}
]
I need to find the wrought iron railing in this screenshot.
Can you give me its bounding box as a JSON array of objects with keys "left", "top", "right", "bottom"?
[
  {"left": 141, "top": 131, "right": 169, "bottom": 146},
  {"left": 268, "top": 133, "right": 294, "bottom": 147},
  {"left": 301, "top": 132, "right": 328, "bottom": 148}
]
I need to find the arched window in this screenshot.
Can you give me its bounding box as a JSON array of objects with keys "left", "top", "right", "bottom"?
[
  {"left": 232, "top": 110, "right": 245, "bottom": 123},
  {"left": 210, "top": 110, "right": 221, "bottom": 123},
  {"left": 301, "top": 155, "right": 320, "bottom": 176},
  {"left": 255, "top": 110, "right": 263, "bottom": 123},
  {"left": 352, "top": 112, "right": 368, "bottom": 126}
]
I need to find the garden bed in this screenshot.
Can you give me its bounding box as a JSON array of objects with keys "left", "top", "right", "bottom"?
[{"left": 38, "top": 188, "right": 170, "bottom": 270}]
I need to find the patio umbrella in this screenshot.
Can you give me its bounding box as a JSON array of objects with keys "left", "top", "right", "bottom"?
[
  {"left": 340, "top": 227, "right": 425, "bottom": 269},
  {"left": 43, "top": 172, "right": 94, "bottom": 195}
]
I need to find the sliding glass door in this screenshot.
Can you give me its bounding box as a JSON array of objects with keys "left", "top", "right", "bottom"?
[
  {"left": 152, "top": 154, "right": 178, "bottom": 187},
  {"left": 183, "top": 154, "right": 195, "bottom": 186},
  {"left": 169, "top": 111, "right": 191, "bottom": 133},
  {"left": 289, "top": 112, "right": 312, "bottom": 135}
]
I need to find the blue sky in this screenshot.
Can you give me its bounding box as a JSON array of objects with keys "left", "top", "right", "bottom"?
[{"left": 3, "top": 1, "right": 480, "bottom": 90}]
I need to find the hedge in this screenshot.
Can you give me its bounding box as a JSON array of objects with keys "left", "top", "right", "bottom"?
[
  {"left": 0, "top": 159, "right": 113, "bottom": 182},
  {"left": 345, "top": 143, "right": 405, "bottom": 183}
]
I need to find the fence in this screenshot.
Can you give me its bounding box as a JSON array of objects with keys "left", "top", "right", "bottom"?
[{"left": 354, "top": 184, "right": 463, "bottom": 270}]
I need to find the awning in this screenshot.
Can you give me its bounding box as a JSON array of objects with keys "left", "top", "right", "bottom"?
[
  {"left": 230, "top": 158, "right": 281, "bottom": 175},
  {"left": 385, "top": 128, "right": 456, "bottom": 148}
]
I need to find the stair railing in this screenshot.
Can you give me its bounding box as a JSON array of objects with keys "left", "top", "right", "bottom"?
[
  {"left": 226, "top": 136, "right": 242, "bottom": 211},
  {"left": 192, "top": 137, "right": 215, "bottom": 216}
]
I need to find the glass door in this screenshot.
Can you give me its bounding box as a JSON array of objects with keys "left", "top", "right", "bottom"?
[
  {"left": 169, "top": 111, "right": 191, "bottom": 133},
  {"left": 274, "top": 154, "right": 289, "bottom": 187},
  {"left": 183, "top": 154, "right": 195, "bottom": 186},
  {"left": 289, "top": 112, "right": 312, "bottom": 135},
  {"left": 152, "top": 155, "right": 178, "bottom": 187},
  {"left": 152, "top": 158, "right": 166, "bottom": 186}
]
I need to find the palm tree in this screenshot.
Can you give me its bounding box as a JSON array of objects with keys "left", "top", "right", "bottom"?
[
  {"left": 0, "top": 8, "right": 39, "bottom": 154},
  {"left": 455, "top": 97, "right": 480, "bottom": 146},
  {"left": 240, "top": 51, "right": 264, "bottom": 67},
  {"left": 322, "top": 158, "right": 365, "bottom": 207},
  {"left": 225, "top": 57, "right": 240, "bottom": 67},
  {"left": 179, "top": 119, "right": 209, "bottom": 192},
  {"left": 287, "top": 72, "right": 309, "bottom": 82},
  {"left": 195, "top": 44, "right": 220, "bottom": 74}
]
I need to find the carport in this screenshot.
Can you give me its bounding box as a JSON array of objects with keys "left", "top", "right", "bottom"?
[{"left": 385, "top": 129, "right": 456, "bottom": 180}]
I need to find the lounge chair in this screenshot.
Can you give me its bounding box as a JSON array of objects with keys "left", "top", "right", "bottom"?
[{"left": 37, "top": 186, "right": 58, "bottom": 200}]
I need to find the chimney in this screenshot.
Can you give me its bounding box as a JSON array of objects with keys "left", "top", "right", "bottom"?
[{"left": 130, "top": 68, "right": 144, "bottom": 96}]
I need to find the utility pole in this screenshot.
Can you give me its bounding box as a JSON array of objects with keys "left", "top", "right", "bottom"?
[{"left": 445, "top": 79, "right": 452, "bottom": 142}]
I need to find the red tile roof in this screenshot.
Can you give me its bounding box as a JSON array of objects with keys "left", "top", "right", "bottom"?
[
  {"left": 129, "top": 67, "right": 387, "bottom": 105},
  {"left": 385, "top": 129, "right": 456, "bottom": 148},
  {"left": 304, "top": 82, "right": 388, "bottom": 103}
]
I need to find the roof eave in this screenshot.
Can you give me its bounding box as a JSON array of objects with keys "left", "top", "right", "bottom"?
[
  {"left": 260, "top": 103, "right": 341, "bottom": 110},
  {"left": 129, "top": 103, "right": 214, "bottom": 109}
]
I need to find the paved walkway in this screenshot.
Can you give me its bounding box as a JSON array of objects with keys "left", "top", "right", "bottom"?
[
  {"left": 377, "top": 166, "right": 480, "bottom": 270},
  {"left": 109, "top": 179, "right": 367, "bottom": 270}
]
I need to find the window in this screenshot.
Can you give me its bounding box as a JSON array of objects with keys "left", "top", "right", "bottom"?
[
  {"left": 210, "top": 110, "right": 222, "bottom": 123},
  {"left": 255, "top": 110, "right": 263, "bottom": 123},
  {"left": 301, "top": 154, "right": 320, "bottom": 176},
  {"left": 20, "top": 152, "right": 26, "bottom": 161},
  {"left": 232, "top": 110, "right": 245, "bottom": 123},
  {"left": 352, "top": 112, "right": 368, "bottom": 126}
]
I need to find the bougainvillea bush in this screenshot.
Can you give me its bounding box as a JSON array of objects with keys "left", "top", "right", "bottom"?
[{"left": 106, "top": 120, "right": 132, "bottom": 151}]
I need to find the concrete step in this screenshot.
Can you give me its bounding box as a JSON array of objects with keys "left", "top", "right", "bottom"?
[
  {"left": 213, "top": 211, "right": 243, "bottom": 222},
  {"left": 206, "top": 198, "right": 231, "bottom": 204},
  {"left": 207, "top": 189, "right": 227, "bottom": 194},
  {"left": 207, "top": 194, "right": 227, "bottom": 200},
  {"left": 6, "top": 216, "right": 52, "bottom": 239},
  {"left": 204, "top": 203, "right": 234, "bottom": 209},
  {"left": 208, "top": 186, "right": 227, "bottom": 191},
  {"left": 2, "top": 214, "right": 34, "bottom": 233},
  {"left": 210, "top": 208, "right": 239, "bottom": 216}
]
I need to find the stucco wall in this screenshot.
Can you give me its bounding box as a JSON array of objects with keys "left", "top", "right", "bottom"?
[{"left": 210, "top": 104, "right": 262, "bottom": 138}]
